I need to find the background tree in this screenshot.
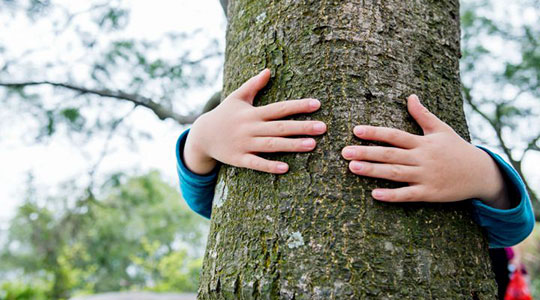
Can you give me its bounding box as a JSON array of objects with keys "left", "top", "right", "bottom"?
[
  {"left": 0, "top": 2, "right": 223, "bottom": 298},
  {"left": 459, "top": 1, "right": 540, "bottom": 296},
  {"left": 460, "top": 0, "right": 540, "bottom": 218},
  {"left": 0, "top": 171, "right": 207, "bottom": 299},
  {"left": 0, "top": 1, "right": 219, "bottom": 125}
]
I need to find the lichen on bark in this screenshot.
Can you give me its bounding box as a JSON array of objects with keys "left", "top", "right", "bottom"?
[{"left": 199, "top": 0, "right": 497, "bottom": 299}]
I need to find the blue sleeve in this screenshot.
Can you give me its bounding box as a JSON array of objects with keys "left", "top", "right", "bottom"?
[
  {"left": 471, "top": 146, "right": 535, "bottom": 248},
  {"left": 175, "top": 128, "right": 219, "bottom": 219}
]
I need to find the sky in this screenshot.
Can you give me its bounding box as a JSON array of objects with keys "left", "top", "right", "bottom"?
[{"left": 0, "top": 0, "right": 538, "bottom": 228}]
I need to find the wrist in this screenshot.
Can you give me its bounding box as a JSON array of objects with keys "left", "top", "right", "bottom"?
[
  {"left": 183, "top": 115, "right": 218, "bottom": 175},
  {"left": 471, "top": 146, "right": 511, "bottom": 209}
]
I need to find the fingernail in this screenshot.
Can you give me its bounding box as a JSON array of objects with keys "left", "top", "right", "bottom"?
[
  {"left": 277, "top": 163, "right": 288, "bottom": 172},
  {"left": 309, "top": 99, "right": 320, "bottom": 109},
  {"left": 411, "top": 94, "right": 420, "bottom": 102},
  {"left": 354, "top": 126, "right": 365, "bottom": 136},
  {"left": 343, "top": 148, "right": 354, "bottom": 158},
  {"left": 350, "top": 161, "right": 363, "bottom": 171},
  {"left": 372, "top": 190, "right": 384, "bottom": 199},
  {"left": 302, "top": 139, "right": 315, "bottom": 147},
  {"left": 313, "top": 122, "right": 326, "bottom": 132}
]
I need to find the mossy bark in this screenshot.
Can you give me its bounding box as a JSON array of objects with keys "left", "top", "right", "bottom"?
[{"left": 199, "top": 0, "right": 497, "bottom": 299}]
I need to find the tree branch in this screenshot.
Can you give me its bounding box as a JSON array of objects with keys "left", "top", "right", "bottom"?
[
  {"left": 0, "top": 81, "right": 199, "bottom": 124},
  {"left": 462, "top": 86, "right": 518, "bottom": 167},
  {"left": 87, "top": 107, "right": 135, "bottom": 194},
  {"left": 219, "top": 0, "right": 228, "bottom": 17},
  {"left": 202, "top": 91, "right": 221, "bottom": 113},
  {"left": 55, "top": 2, "right": 111, "bottom": 34},
  {"left": 523, "top": 132, "right": 540, "bottom": 158}
]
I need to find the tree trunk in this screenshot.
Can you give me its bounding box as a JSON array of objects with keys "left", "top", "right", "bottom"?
[{"left": 199, "top": 0, "right": 497, "bottom": 299}]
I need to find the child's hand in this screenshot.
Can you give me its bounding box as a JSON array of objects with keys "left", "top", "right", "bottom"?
[
  {"left": 184, "top": 69, "right": 327, "bottom": 175},
  {"left": 342, "top": 94, "right": 511, "bottom": 209}
]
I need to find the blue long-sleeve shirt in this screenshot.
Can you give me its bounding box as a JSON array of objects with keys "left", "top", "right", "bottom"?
[{"left": 175, "top": 129, "right": 535, "bottom": 248}]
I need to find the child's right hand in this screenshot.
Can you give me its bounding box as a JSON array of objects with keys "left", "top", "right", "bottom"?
[{"left": 183, "top": 69, "right": 327, "bottom": 175}]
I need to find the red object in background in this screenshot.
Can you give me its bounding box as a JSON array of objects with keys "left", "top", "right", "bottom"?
[{"left": 505, "top": 268, "right": 532, "bottom": 300}]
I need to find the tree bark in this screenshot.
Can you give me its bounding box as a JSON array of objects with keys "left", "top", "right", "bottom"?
[{"left": 200, "top": 0, "right": 497, "bottom": 299}]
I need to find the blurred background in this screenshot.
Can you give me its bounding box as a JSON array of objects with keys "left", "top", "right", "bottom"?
[{"left": 0, "top": 0, "right": 538, "bottom": 299}]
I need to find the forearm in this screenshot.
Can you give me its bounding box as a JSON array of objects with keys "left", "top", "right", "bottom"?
[
  {"left": 472, "top": 146, "right": 512, "bottom": 209},
  {"left": 176, "top": 129, "right": 219, "bottom": 218}
]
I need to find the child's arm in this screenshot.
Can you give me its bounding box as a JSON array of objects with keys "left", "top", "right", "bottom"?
[
  {"left": 341, "top": 94, "right": 535, "bottom": 248},
  {"left": 176, "top": 69, "right": 326, "bottom": 217}
]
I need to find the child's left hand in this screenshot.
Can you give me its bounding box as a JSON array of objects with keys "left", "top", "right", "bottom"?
[{"left": 341, "top": 94, "right": 512, "bottom": 209}]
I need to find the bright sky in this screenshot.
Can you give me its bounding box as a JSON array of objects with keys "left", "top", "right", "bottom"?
[{"left": 0, "top": 0, "right": 538, "bottom": 229}]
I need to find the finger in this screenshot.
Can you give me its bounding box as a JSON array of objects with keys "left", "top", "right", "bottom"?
[
  {"left": 407, "top": 94, "right": 448, "bottom": 134},
  {"left": 239, "top": 154, "right": 289, "bottom": 174},
  {"left": 341, "top": 146, "right": 418, "bottom": 165},
  {"left": 255, "top": 120, "right": 327, "bottom": 137},
  {"left": 231, "top": 69, "right": 271, "bottom": 104},
  {"left": 349, "top": 161, "right": 419, "bottom": 182},
  {"left": 353, "top": 125, "right": 419, "bottom": 149},
  {"left": 256, "top": 98, "right": 321, "bottom": 120},
  {"left": 371, "top": 186, "right": 424, "bottom": 202},
  {"left": 249, "top": 137, "right": 316, "bottom": 153}
]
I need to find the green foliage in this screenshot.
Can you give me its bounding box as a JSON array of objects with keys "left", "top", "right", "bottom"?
[
  {"left": 131, "top": 238, "right": 203, "bottom": 292},
  {"left": 59, "top": 108, "right": 85, "bottom": 131},
  {"left": 96, "top": 8, "right": 130, "bottom": 31},
  {"left": 0, "top": 281, "right": 49, "bottom": 300},
  {"left": 0, "top": 171, "right": 208, "bottom": 299},
  {"left": 461, "top": 0, "right": 540, "bottom": 121},
  {"left": 1, "top": 0, "right": 52, "bottom": 19},
  {"left": 501, "top": 26, "right": 540, "bottom": 96}
]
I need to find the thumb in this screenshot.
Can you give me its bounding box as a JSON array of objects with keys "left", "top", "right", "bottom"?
[
  {"left": 231, "top": 69, "right": 271, "bottom": 104},
  {"left": 407, "top": 94, "right": 446, "bottom": 134}
]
